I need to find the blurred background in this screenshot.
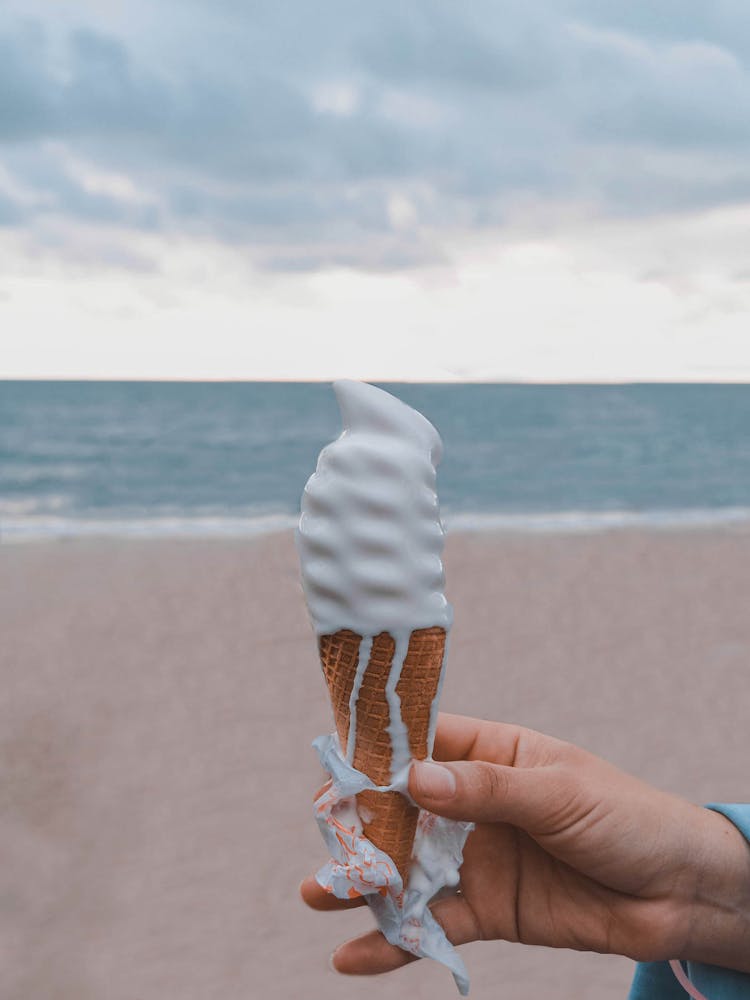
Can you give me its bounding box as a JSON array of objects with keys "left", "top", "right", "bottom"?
[{"left": 2, "top": 4, "right": 750, "bottom": 1000}]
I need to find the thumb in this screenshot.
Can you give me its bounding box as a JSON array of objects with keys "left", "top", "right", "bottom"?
[{"left": 409, "top": 758, "right": 568, "bottom": 833}]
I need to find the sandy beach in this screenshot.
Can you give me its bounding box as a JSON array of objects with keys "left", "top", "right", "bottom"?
[{"left": 2, "top": 527, "right": 749, "bottom": 1000}]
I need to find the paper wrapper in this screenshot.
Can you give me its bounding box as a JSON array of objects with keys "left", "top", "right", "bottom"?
[{"left": 312, "top": 627, "right": 473, "bottom": 995}]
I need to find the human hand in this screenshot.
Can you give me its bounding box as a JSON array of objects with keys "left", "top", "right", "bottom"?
[{"left": 301, "top": 713, "right": 750, "bottom": 979}]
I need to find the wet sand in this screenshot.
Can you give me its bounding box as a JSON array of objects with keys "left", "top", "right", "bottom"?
[{"left": 1, "top": 528, "right": 749, "bottom": 999}]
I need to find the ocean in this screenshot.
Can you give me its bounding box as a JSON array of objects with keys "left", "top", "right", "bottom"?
[{"left": 2, "top": 381, "right": 750, "bottom": 542}]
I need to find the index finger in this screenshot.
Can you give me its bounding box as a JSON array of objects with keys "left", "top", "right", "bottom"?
[
  {"left": 432, "top": 712, "right": 528, "bottom": 766},
  {"left": 300, "top": 874, "right": 367, "bottom": 911}
]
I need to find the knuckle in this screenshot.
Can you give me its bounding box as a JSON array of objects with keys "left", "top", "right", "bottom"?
[
  {"left": 557, "top": 739, "right": 588, "bottom": 763},
  {"left": 472, "top": 761, "right": 508, "bottom": 804}
]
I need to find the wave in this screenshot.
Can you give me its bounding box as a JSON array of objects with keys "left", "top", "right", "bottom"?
[
  {"left": 0, "top": 513, "right": 299, "bottom": 543},
  {"left": 3, "top": 507, "right": 750, "bottom": 543},
  {"left": 444, "top": 507, "right": 750, "bottom": 533}
]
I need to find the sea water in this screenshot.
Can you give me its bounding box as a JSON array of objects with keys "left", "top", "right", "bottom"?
[{"left": 2, "top": 381, "right": 750, "bottom": 542}]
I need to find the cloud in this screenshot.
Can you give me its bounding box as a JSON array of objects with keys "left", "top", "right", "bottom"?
[
  {"left": 570, "top": 24, "right": 750, "bottom": 149},
  {"left": 1, "top": 3, "right": 750, "bottom": 270},
  {"left": 0, "top": 194, "right": 25, "bottom": 226},
  {"left": 4, "top": 202, "right": 750, "bottom": 380},
  {"left": 0, "top": 21, "right": 54, "bottom": 141},
  {"left": 355, "top": 3, "right": 559, "bottom": 92}
]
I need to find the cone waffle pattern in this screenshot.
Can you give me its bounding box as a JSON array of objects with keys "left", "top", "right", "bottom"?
[{"left": 318, "top": 626, "right": 446, "bottom": 881}]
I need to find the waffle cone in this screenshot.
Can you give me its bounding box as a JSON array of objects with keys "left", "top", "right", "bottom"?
[{"left": 318, "top": 626, "right": 446, "bottom": 882}]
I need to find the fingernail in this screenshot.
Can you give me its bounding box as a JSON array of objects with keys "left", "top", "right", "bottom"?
[
  {"left": 328, "top": 949, "right": 340, "bottom": 973},
  {"left": 412, "top": 761, "right": 456, "bottom": 798}
]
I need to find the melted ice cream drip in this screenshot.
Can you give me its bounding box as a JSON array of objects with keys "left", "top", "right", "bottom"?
[
  {"left": 345, "top": 635, "right": 372, "bottom": 763},
  {"left": 384, "top": 630, "right": 412, "bottom": 782}
]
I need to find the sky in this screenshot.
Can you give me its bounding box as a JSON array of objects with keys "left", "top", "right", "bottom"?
[{"left": 2, "top": 1, "right": 750, "bottom": 380}]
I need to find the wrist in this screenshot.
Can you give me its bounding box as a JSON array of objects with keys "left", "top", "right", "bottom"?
[{"left": 679, "top": 807, "right": 750, "bottom": 973}]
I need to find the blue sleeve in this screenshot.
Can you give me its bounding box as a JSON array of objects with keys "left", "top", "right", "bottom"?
[{"left": 628, "top": 804, "right": 750, "bottom": 999}]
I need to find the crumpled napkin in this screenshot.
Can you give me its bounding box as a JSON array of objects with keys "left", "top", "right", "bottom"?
[{"left": 312, "top": 732, "right": 474, "bottom": 995}]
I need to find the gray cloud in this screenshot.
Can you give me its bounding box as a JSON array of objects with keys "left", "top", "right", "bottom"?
[
  {"left": 0, "top": 193, "right": 25, "bottom": 225},
  {"left": 0, "top": 21, "right": 54, "bottom": 140},
  {"left": 356, "top": 4, "right": 559, "bottom": 92},
  {"left": 2, "top": 2, "right": 750, "bottom": 270},
  {"left": 561, "top": 0, "right": 750, "bottom": 59}
]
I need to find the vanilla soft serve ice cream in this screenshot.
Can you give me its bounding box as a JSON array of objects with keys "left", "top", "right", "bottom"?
[
  {"left": 296, "top": 381, "right": 472, "bottom": 995},
  {"left": 297, "top": 378, "right": 452, "bottom": 637}
]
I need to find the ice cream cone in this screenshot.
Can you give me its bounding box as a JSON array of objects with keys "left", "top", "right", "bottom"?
[
  {"left": 298, "top": 383, "right": 471, "bottom": 993},
  {"left": 318, "top": 625, "right": 446, "bottom": 882}
]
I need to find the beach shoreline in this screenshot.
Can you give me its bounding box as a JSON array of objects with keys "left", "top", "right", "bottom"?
[{"left": 2, "top": 528, "right": 748, "bottom": 998}]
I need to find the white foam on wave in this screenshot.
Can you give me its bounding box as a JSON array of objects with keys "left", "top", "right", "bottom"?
[
  {"left": 0, "top": 495, "right": 72, "bottom": 515},
  {"left": 0, "top": 513, "right": 299, "bottom": 544},
  {"left": 444, "top": 507, "right": 750, "bottom": 534},
  {"left": 3, "top": 506, "right": 750, "bottom": 544}
]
